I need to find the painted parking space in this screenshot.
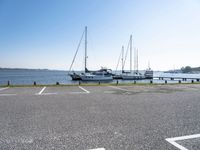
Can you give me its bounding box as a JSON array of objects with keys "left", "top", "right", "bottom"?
[
  {"left": 0, "top": 87, "right": 9, "bottom": 91},
  {"left": 108, "top": 85, "right": 188, "bottom": 95},
  {"left": 36, "top": 86, "right": 90, "bottom": 95},
  {"left": 0, "top": 87, "right": 43, "bottom": 95},
  {"left": 83, "top": 86, "right": 122, "bottom": 94},
  {"left": 0, "top": 86, "right": 91, "bottom": 96},
  {"left": 35, "top": 86, "right": 57, "bottom": 95},
  {"left": 0, "top": 87, "right": 15, "bottom": 96},
  {"left": 166, "top": 133, "right": 200, "bottom": 150}
]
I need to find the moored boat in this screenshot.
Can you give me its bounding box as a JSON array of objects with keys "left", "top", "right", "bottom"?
[
  {"left": 68, "top": 26, "right": 113, "bottom": 81},
  {"left": 144, "top": 68, "right": 153, "bottom": 79},
  {"left": 122, "top": 72, "right": 145, "bottom": 80}
]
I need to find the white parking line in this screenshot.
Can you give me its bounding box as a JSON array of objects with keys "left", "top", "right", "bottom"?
[
  {"left": 41, "top": 93, "right": 57, "bottom": 95},
  {"left": 37, "top": 86, "right": 46, "bottom": 95},
  {"left": 0, "top": 87, "right": 9, "bottom": 91},
  {"left": 36, "top": 87, "right": 58, "bottom": 95},
  {"left": 166, "top": 133, "right": 200, "bottom": 150},
  {"left": 89, "top": 148, "right": 105, "bottom": 150},
  {"left": 0, "top": 94, "right": 17, "bottom": 96},
  {"left": 108, "top": 86, "right": 130, "bottom": 92},
  {"left": 79, "top": 86, "right": 90, "bottom": 93}
]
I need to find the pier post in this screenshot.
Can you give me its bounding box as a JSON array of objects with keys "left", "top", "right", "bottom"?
[
  {"left": 33, "top": 81, "right": 36, "bottom": 86},
  {"left": 7, "top": 80, "right": 10, "bottom": 86}
]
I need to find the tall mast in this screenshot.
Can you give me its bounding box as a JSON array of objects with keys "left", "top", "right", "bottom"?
[
  {"left": 148, "top": 61, "right": 150, "bottom": 69},
  {"left": 130, "top": 35, "right": 132, "bottom": 73},
  {"left": 134, "top": 48, "right": 136, "bottom": 73},
  {"left": 122, "top": 46, "right": 124, "bottom": 73},
  {"left": 136, "top": 48, "right": 138, "bottom": 73},
  {"left": 85, "top": 26, "right": 87, "bottom": 72}
]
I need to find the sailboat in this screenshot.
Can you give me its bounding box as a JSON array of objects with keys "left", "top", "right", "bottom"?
[
  {"left": 144, "top": 62, "right": 153, "bottom": 79},
  {"left": 113, "top": 46, "right": 124, "bottom": 79},
  {"left": 121, "top": 35, "right": 145, "bottom": 80},
  {"left": 69, "top": 26, "right": 113, "bottom": 81}
]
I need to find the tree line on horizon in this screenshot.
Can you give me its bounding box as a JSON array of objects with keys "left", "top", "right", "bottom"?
[{"left": 181, "top": 66, "right": 200, "bottom": 73}]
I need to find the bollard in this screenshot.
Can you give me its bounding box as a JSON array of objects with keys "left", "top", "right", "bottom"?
[
  {"left": 197, "top": 79, "right": 199, "bottom": 82},
  {"left": 7, "top": 80, "right": 10, "bottom": 86},
  {"left": 98, "top": 81, "right": 100, "bottom": 85},
  {"left": 116, "top": 80, "right": 118, "bottom": 85},
  {"left": 191, "top": 80, "right": 194, "bottom": 83},
  {"left": 56, "top": 82, "right": 59, "bottom": 85},
  {"left": 150, "top": 80, "right": 153, "bottom": 84},
  {"left": 165, "top": 80, "right": 167, "bottom": 84},
  {"left": 171, "top": 78, "right": 174, "bottom": 80},
  {"left": 33, "top": 81, "right": 36, "bottom": 86},
  {"left": 179, "top": 80, "right": 181, "bottom": 84},
  {"left": 79, "top": 81, "right": 81, "bottom": 85},
  {"left": 134, "top": 80, "right": 136, "bottom": 84}
]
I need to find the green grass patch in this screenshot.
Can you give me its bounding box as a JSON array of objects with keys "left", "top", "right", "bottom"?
[{"left": 0, "top": 81, "right": 200, "bottom": 88}]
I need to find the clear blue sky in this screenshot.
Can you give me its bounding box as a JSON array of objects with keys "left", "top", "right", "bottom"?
[{"left": 0, "top": 0, "right": 200, "bottom": 71}]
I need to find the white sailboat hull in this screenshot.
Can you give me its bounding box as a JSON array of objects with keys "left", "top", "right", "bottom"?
[
  {"left": 80, "top": 74, "right": 113, "bottom": 81},
  {"left": 122, "top": 73, "right": 144, "bottom": 80}
]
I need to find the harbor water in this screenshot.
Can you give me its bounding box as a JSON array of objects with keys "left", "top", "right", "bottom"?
[{"left": 0, "top": 69, "right": 200, "bottom": 85}]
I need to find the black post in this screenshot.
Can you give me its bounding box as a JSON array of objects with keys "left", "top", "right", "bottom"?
[
  {"left": 34, "top": 81, "right": 36, "bottom": 86},
  {"left": 191, "top": 80, "right": 194, "bottom": 83},
  {"left": 179, "top": 80, "right": 181, "bottom": 84},
  {"left": 134, "top": 80, "right": 136, "bottom": 84},
  {"left": 165, "top": 80, "right": 167, "bottom": 84},
  {"left": 116, "top": 80, "right": 118, "bottom": 85},
  {"left": 79, "top": 81, "right": 81, "bottom": 85},
  {"left": 7, "top": 80, "right": 10, "bottom": 86},
  {"left": 98, "top": 81, "right": 100, "bottom": 85},
  {"left": 56, "top": 82, "right": 59, "bottom": 85},
  {"left": 150, "top": 80, "right": 153, "bottom": 84}
]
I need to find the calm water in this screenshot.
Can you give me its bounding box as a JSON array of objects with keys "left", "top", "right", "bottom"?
[
  {"left": 0, "top": 69, "right": 200, "bottom": 85},
  {"left": 0, "top": 69, "right": 74, "bottom": 85}
]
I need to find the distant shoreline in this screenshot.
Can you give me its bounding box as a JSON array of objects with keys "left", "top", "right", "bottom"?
[{"left": 0, "top": 68, "right": 66, "bottom": 72}]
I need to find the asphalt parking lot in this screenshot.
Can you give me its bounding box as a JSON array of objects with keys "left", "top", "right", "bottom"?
[{"left": 0, "top": 84, "right": 200, "bottom": 150}]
